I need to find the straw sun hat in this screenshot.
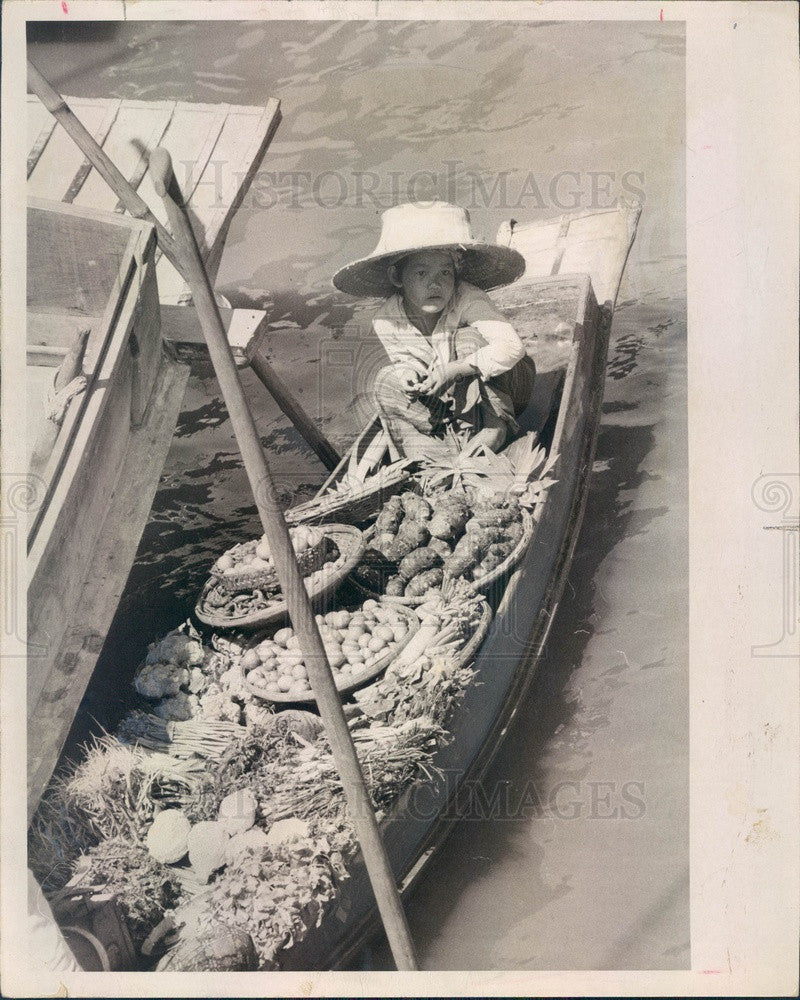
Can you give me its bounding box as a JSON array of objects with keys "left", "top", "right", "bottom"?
[{"left": 332, "top": 201, "right": 526, "bottom": 298}]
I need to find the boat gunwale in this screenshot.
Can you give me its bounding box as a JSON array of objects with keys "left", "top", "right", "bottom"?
[{"left": 26, "top": 198, "right": 159, "bottom": 559}]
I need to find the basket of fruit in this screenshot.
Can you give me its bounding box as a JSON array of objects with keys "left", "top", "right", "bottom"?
[
  {"left": 351, "top": 489, "right": 533, "bottom": 602},
  {"left": 195, "top": 524, "right": 366, "bottom": 630},
  {"left": 209, "top": 525, "right": 328, "bottom": 596},
  {"left": 242, "top": 601, "right": 420, "bottom": 703}
]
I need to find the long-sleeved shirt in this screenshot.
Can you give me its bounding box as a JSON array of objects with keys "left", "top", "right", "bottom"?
[{"left": 372, "top": 280, "right": 526, "bottom": 380}]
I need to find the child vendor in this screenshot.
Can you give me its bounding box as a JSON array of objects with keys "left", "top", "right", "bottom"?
[{"left": 332, "top": 201, "right": 535, "bottom": 461}]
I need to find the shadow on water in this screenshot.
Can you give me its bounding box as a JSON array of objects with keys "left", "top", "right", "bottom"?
[{"left": 361, "top": 411, "right": 661, "bottom": 970}]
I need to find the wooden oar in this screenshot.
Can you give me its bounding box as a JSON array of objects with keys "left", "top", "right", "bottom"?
[
  {"left": 27, "top": 58, "right": 340, "bottom": 472},
  {"left": 148, "top": 147, "right": 418, "bottom": 972}
]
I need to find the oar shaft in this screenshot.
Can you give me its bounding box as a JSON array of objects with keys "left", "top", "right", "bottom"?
[
  {"left": 27, "top": 59, "right": 183, "bottom": 273},
  {"left": 148, "top": 147, "right": 417, "bottom": 972}
]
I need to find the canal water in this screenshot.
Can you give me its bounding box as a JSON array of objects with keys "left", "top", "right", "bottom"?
[{"left": 28, "top": 17, "right": 689, "bottom": 970}]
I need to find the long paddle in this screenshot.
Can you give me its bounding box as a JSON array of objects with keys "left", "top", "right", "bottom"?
[
  {"left": 27, "top": 58, "right": 340, "bottom": 472},
  {"left": 147, "top": 147, "right": 418, "bottom": 972}
]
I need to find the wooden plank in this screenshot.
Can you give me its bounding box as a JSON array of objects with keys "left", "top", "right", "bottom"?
[
  {"left": 27, "top": 202, "right": 157, "bottom": 558},
  {"left": 159, "top": 302, "right": 267, "bottom": 362},
  {"left": 503, "top": 204, "right": 641, "bottom": 307},
  {"left": 135, "top": 102, "right": 228, "bottom": 233},
  {"left": 73, "top": 99, "right": 175, "bottom": 211},
  {"left": 28, "top": 98, "right": 119, "bottom": 201},
  {"left": 197, "top": 99, "right": 282, "bottom": 285},
  {"left": 27, "top": 354, "right": 191, "bottom": 819},
  {"left": 154, "top": 100, "right": 281, "bottom": 304},
  {"left": 27, "top": 119, "right": 57, "bottom": 179}
]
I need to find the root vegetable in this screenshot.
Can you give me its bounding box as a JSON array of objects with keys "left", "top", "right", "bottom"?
[
  {"left": 400, "top": 493, "right": 431, "bottom": 521},
  {"left": 405, "top": 567, "right": 444, "bottom": 597},
  {"left": 398, "top": 546, "right": 442, "bottom": 581}
]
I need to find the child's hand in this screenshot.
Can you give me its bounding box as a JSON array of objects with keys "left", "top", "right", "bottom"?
[
  {"left": 396, "top": 364, "right": 424, "bottom": 396},
  {"left": 419, "top": 359, "right": 475, "bottom": 397}
]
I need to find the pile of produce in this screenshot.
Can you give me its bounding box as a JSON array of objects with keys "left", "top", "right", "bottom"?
[
  {"left": 355, "top": 487, "right": 527, "bottom": 598},
  {"left": 30, "top": 579, "right": 491, "bottom": 970},
  {"left": 242, "top": 602, "right": 416, "bottom": 701},
  {"left": 133, "top": 624, "right": 244, "bottom": 723},
  {"left": 210, "top": 525, "right": 327, "bottom": 590},
  {"left": 353, "top": 581, "right": 488, "bottom": 726},
  {"left": 200, "top": 533, "right": 340, "bottom": 619}
]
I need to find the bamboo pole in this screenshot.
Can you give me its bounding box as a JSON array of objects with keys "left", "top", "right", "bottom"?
[{"left": 147, "top": 147, "right": 418, "bottom": 972}]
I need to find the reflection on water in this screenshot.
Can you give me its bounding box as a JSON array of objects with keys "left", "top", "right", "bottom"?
[{"left": 29, "top": 18, "right": 688, "bottom": 970}]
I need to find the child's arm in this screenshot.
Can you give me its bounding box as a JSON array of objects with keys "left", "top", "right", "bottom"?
[{"left": 456, "top": 284, "right": 527, "bottom": 378}]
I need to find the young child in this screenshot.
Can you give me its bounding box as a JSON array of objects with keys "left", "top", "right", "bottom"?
[{"left": 333, "top": 202, "right": 535, "bottom": 461}]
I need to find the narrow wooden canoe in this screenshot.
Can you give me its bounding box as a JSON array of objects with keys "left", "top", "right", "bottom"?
[
  {"left": 26, "top": 197, "right": 191, "bottom": 821},
  {"left": 278, "top": 202, "right": 640, "bottom": 969}
]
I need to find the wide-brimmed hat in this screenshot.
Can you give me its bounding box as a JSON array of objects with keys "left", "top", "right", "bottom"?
[{"left": 332, "top": 201, "right": 526, "bottom": 297}]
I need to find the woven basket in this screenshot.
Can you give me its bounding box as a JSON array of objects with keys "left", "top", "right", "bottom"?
[
  {"left": 195, "top": 525, "right": 366, "bottom": 631},
  {"left": 285, "top": 460, "right": 418, "bottom": 527},
  {"left": 210, "top": 533, "right": 329, "bottom": 596},
  {"left": 351, "top": 509, "right": 534, "bottom": 603},
  {"left": 243, "top": 604, "right": 421, "bottom": 704}
]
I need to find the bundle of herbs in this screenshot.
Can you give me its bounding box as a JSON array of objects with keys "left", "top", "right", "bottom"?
[
  {"left": 161, "top": 834, "right": 343, "bottom": 970},
  {"left": 29, "top": 733, "right": 216, "bottom": 891},
  {"left": 59, "top": 837, "right": 185, "bottom": 952}
]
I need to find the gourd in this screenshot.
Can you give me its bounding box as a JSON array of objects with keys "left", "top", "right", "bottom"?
[{"left": 146, "top": 809, "right": 191, "bottom": 864}]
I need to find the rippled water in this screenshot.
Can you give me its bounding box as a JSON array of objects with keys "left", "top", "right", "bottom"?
[{"left": 29, "top": 17, "right": 688, "bottom": 970}]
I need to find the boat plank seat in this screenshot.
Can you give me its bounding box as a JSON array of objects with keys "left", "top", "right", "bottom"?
[{"left": 26, "top": 94, "right": 282, "bottom": 305}]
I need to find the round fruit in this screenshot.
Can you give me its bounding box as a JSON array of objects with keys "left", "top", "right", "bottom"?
[
  {"left": 241, "top": 648, "right": 260, "bottom": 671},
  {"left": 357, "top": 632, "right": 372, "bottom": 649},
  {"left": 324, "top": 650, "right": 346, "bottom": 671},
  {"left": 216, "top": 553, "right": 234, "bottom": 572},
  {"left": 291, "top": 664, "right": 308, "bottom": 680},
  {"left": 373, "top": 624, "right": 394, "bottom": 643},
  {"left": 277, "top": 675, "right": 293, "bottom": 693},
  {"left": 392, "top": 625, "right": 408, "bottom": 642},
  {"left": 273, "top": 627, "right": 293, "bottom": 648},
  {"left": 363, "top": 600, "right": 379, "bottom": 611},
  {"left": 367, "top": 635, "right": 387, "bottom": 653},
  {"left": 255, "top": 541, "right": 271, "bottom": 561}
]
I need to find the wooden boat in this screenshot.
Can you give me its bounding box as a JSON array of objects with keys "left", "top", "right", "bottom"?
[
  {"left": 25, "top": 93, "right": 286, "bottom": 819},
  {"left": 25, "top": 197, "right": 191, "bottom": 820},
  {"left": 276, "top": 201, "right": 641, "bottom": 969}
]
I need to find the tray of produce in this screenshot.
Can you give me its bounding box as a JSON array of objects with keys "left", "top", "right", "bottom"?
[
  {"left": 350, "top": 488, "right": 533, "bottom": 602},
  {"left": 242, "top": 601, "right": 420, "bottom": 703},
  {"left": 209, "top": 525, "right": 329, "bottom": 595},
  {"left": 195, "top": 524, "right": 366, "bottom": 630}
]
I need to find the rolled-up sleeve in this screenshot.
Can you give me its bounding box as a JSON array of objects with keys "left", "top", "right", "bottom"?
[{"left": 458, "top": 288, "right": 526, "bottom": 379}]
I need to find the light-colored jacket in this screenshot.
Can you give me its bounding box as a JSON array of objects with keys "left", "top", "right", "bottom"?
[{"left": 372, "top": 281, "right": 526, "bottom": 379}]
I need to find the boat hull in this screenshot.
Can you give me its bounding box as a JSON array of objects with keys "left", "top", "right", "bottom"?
[
  {"left": 26, "top": 198, "right": 190, "bottom": 819},
  {"left": 280, "top": 272, "right": 609, "bottom": 969}
]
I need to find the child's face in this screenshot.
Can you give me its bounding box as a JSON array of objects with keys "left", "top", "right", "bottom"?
[{"left": 398, "top": 250, "right": 456, "bottom": 315}]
